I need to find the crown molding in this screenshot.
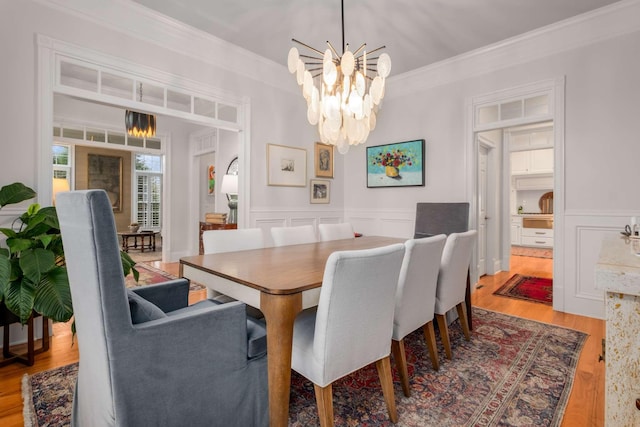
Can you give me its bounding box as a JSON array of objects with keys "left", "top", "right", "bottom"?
[
  {"left": 387, "top": 0, "right": 640, "bottom": 98},
  {"left": 35, "top": 0, "right": 296, "bottom": 94}
]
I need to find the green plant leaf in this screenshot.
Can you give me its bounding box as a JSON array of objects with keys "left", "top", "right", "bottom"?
[
  {"left": 0, "top": 228, "right": 17, "bottom": 239},
  {"left": 4, "top": 279, "right": 35, "bottom": 325},
  {"left": 6, "top": 237, "right": 33, "bottom": 253},
  {"left": 34, "top": 266, "right": 73, "bottom": 323},
  {"left": 0, "top": 255, "right": 10, "bottom": 301},
  {"left": 0, "top": 183, "right": 36, "bottom": 208},
  {"left": 19, "top": 248, "right": 55, "bottom": 285}
]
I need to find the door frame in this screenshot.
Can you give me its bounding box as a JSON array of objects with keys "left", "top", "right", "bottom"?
[{"left": 466, "top": 77, "right": 565, "bottom": 311}]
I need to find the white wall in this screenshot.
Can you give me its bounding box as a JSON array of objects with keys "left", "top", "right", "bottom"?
[{"left": 343, "top": 4, "right": 640, "bottom": 318}]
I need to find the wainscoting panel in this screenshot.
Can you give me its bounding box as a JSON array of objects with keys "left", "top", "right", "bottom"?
[
  {"left": 251, "top": 209, "right": 344, "bottom": 247},
  {"left": 345, "top": 208, "right": 416, "bottom": 239},
  {"left": 562, "top": 212, "right": 632, "bottom": 319}
]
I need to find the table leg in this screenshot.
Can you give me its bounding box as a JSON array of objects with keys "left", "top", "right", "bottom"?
[{"left": 260, "top": 292, "right": 302, "bottom": 427}]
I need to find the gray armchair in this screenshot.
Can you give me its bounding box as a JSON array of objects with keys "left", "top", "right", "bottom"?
[{"left": 56, "top": 190, "right": 268, "bottom": 427}]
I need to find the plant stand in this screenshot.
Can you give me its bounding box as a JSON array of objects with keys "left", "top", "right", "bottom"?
[{"left": 0, "top": 305, "right": 49, "bottom": 367}]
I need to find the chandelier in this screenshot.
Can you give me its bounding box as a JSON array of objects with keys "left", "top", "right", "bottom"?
[
  {"left": 125, "top": 83, "right": 156, "bottom": 138},
  {"left": 287, "top": 0, "right": 391, "bottom": 154}
]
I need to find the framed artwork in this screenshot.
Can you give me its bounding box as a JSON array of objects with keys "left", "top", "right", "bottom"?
[
  {"left": 207, "top": 164, "right": 215, "bottom": 195},
  {"left": 310, "top": 179, "right": 330, "bottom": 204},
  {"left": 366, "top": 139, "right": 425, "bottom": 188},
  {"left": 314, "top": 142, "right": 334, "bottom": 178},
  {"left": 88, "top": 154, "right": 123, "bottom": 211},
  {"left": 267, "top": 144, "right": 307, "bottom": 187}
]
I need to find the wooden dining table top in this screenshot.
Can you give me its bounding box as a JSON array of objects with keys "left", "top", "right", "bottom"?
[{"left": 179, "top": 235, "right": 406, "bottom": 295}]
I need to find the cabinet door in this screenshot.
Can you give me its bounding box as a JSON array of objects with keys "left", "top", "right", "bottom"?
[
  {"left": 529, "top": 130, "right": 553, "bottom": 149},
  {"left": 530, "top": 148, "right": 554, "bottom": 173},
  {"left": 510, "top": 151, "right": 530, "bottom": 174},
  {"left": 511, "top": 224, "right": 521, "bottom": 245},
  {"left": 510, "top": 133, "right": 531, "bottom": 151}
]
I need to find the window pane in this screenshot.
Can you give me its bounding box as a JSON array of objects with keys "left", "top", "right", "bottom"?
[
  {"left": 500, "top": 100, "right": 522, "bottom": 121},
  {"left": 52, "top": 145, "right": 69, "bottom": 165},
  {"left": 477, "top": 105, "right": 499, "bottom": 125},
  {"left": 86, "top": 129, "right": 106, "bottom": 143}
]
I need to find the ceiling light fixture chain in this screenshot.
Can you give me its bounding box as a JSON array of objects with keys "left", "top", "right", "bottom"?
[{"left": 288, "top": 0, "right": 391, "bottom": 154}]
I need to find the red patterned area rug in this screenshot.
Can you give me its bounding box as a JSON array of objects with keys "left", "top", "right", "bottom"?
[
  {"left": 23, "top": 308, "right": 586, "bottom": 427},
  {"left": 494, "top": 274, "right": 553, "bottom": 305},
  {"left": 511, "top": 246, "right": 553, "bottom": 259}
]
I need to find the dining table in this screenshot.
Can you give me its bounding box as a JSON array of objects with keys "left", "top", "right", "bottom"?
[{"left": 179, "top": 235, "right": 406, "bottom": 427}]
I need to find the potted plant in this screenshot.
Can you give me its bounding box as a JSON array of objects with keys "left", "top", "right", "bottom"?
[{"left": 0, "top": 182, "right": 138, "bottom": 326}]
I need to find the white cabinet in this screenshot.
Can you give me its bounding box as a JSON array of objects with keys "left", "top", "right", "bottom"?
[
  {"left": 510, "top": 148, "right": 553, "bottom": 175},
  {"left": 521, "top": 228, "right": 553, "bottom": 248},
  {"left": 511, "top": 216, "right": 522, "bottom": 245},
  {"left": 514, "top": 174, "right": 554, "bottom": 190},
  {"left": 509, "top": 129, "right": 553, "bottom": 151}
]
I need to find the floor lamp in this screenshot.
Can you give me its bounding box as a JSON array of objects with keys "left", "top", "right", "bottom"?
[{"left": 220, "top": 174, "right": 238, "bottom": 224}]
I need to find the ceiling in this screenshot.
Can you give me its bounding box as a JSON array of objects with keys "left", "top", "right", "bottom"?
[{"left": 131, "top": 0, "right": 621, "bottom": 76}]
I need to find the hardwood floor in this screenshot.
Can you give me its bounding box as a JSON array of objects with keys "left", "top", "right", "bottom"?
[{"left": 0, "top": 256, "right": 604, "bottom": 426}]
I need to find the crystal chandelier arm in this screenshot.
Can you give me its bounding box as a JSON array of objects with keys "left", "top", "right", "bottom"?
[
  {"left": 365, "top": 46, "right": 386, "bottom": 56},
  {"left": 292, "top": 38, "right": 325, "bottom": 56},
  {"left": 326, "top": 41, "right": 340, "bottom": 60}
]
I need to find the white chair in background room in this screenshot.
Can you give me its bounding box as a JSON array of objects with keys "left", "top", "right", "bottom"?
[
  {"left": 318, "top": 223, "right": 355, "bottom": 241},
  {"left": 270, "top": 224, "right": 317, "bottom": 247},
  {"left": 202, "top": 228, "right": 265, "bottom": 254},
  {"left": 434, "top": 230, "right": 477, "bottom": 360},
  {"left": 391, "top": 235, "right": 447, "bottom": 397},
  {"left": 291, "top": 243, "right": 405, "bottom": 427}
]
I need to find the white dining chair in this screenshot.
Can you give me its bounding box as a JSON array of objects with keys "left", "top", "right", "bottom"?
[
  {"left": 270, "top": 224, "right": 317, "bottom": 247},
  {"left": 202, "top": 227, "right": 266, "bottom": 318},
  {"left": 391, "top": 234, "right": 447, "bottom": 397},
  {"left": 318, "top": 223, "right": 355, "bottom": 241},
  {"left": 291, "top": 243, "right": 405, "bottom": 427},
  {"left": 202, "top": 228, "right": 265, "bottom": 254},
  {"left": 434, "top": 230, "right": 477, "bottom": 360}
]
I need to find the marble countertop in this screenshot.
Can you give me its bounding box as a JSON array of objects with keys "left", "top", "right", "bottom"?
[{"left": 595, "top": 235, "right": 640, "bottom": 296}]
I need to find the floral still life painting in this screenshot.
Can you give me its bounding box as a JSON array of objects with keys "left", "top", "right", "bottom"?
[{"left": 366, "top": 139, "right": 425, "bottom": 188}]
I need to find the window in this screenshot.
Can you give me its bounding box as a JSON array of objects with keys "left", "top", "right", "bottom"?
[
  {"left": 134, "top": 154, "right": 163, "bottom": 230},
  {"left": 53, "top": 144, "right": 72, "bottom": 181}
]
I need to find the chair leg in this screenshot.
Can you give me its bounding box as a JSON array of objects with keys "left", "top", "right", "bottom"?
[
  {"left": 391, "top": 339, "right": 411, "bottom": 397},
  {"left": 313, "top": 383, "right": 334, "bottom": 427},
  {"left": 422, "top": 321, "right": 439, "bottom": 371},
  {"left": 375, "top": 356, "right": 398, "bottom": 423},
  {"left": 436, "top": 314, "right": 452, "bottom": 360},
  {"left": 456, "top": 303, "right": 471, "bottom": 341}
]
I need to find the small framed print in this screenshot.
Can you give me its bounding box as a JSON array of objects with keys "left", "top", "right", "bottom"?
[
  {"left": 314, "top": 142, "right": 334, "bottom": 178},
  {"left": 267, "top": 144, "right": 307, "bottom": 187},
  {"left": 310, "top": 179, "right": 330, "bottom": 204}
]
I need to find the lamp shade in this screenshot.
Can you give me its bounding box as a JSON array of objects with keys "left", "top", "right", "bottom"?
[
  {"left": 52, "top": 178, "right": 70, "bottom": 204},
  {"left": 220, "top": 174, "right": 238, "bottom": 195}
]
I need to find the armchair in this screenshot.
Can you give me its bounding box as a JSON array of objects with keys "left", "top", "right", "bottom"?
[{"left": 56, "top": 190, "right": 268, "bottom": 427}]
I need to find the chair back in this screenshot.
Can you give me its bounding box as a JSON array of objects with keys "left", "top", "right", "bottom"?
[
  {"left": 202, "top": 228, "right": 265, "bottom": 254},
  {"left": 414, "top": 202, "right": 469, "bottom": 238},
  {"left": 435, "top": 230, "right": 477, "bottom": 314},
  {"left": 313, "top": 243, "right": 405, "bottom": 384},
  {"left": 270, "top": 224, "right": 317, "bottom": 247},
  {"left": 56, "top": 190, "right": 128, "bottom": 424},
  {"left": 318, "top": 223, "right": 354, "bottom": 241},
  {"left": 393, "top": 235, "right": 447, "bottom": 340}
]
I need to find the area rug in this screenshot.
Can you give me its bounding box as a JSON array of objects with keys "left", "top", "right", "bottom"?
[
  {"left": 511, "top": 246, "right": 553, "bottom": 259},
  {"left": 493, "top": 274, "right": 553, "bottom": 305},
  {"left": 23, "top": 308, "right": 586, "bottom": 426},
  {"left": 125, "top": 263, "right": 204, "bottom": 291}
]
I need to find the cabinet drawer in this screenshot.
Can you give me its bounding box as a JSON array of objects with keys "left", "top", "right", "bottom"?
[
  {"left": 521, "top": 228, "right": 553, "bottom": 238},
  {"left": 521, "top": 236, "right": 553, "bottom": 247}
]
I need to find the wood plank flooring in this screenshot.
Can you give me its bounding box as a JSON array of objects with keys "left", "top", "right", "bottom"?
[{"left": 0, "top": 256, "right": 604, "bottom": 427}]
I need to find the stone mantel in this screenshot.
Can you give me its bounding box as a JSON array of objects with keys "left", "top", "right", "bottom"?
[{"left": 595, "top": 236, "right": 640, "bottom": 426}]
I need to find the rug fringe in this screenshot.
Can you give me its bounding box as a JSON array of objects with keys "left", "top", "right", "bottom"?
[{"left": 22, "top": 373, "right": 36, "bottom": 427}]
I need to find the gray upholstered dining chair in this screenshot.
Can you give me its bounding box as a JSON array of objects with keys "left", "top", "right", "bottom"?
[
  {"left": 202, "top": 227, "right": 265, "bottom": 254},
  {"left": 391, "top": 235, "right": 447, "bottom": 397},
  {"left": 318, "top": 222, "right": 355, "bottom": 241},
  {"left": 270, "top": 224, "right": 317, "bottom": 246},
  {"left": 56, "top": 190, "right": 268, "bottom": 427},
  {"left": 434, "top": 230, "right": 477, "bottom": 360},
  {"left": 291, "top": 243, "right": 405, "bottom": 427}
]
